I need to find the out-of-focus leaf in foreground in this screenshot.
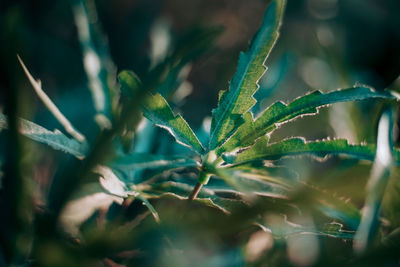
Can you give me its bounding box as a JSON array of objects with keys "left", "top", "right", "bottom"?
[
  {"left": 0, "top": 114, "right": 88, "bottom": 158},
  {"left": 354, "top": 108, "right": 394, "bottom": 253}
]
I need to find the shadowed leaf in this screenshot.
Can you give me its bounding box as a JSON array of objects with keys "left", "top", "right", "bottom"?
[
  {"left": 0, "top": 114, "right": 88, "bottom": 158},
  {"left": 258, "top": 216, "right": 355, "bottom": 239},
  {"left": 141, "top": 93, "right": 205, "bottom": 154}
]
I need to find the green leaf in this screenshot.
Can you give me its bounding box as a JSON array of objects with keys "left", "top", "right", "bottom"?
[
  {"left": 118, "top": 70, "right": 142, "bottom": 97},
  {"left": 224, "top": 137, "right": 400, "bottom": 165},
  {"left": 0, "top": 114, "right": 88, "bottom": 158},
  {"left": 217, "top": 86, "right": 399, "bottom": 156},
  {"left": 135, "top": 194, "right": 160, "bottom": 223},
  {"left": 141, "top": 93, "right": 205, "bottom": 154},
  {"left": 315, "top": 189, "right": 361, "bottom": 230},
  {"left": 94, "top": 166, "right": 160, "bottom": 222},
  {"left": 209, "top": 0, "right": 286, "bottom": 150}
]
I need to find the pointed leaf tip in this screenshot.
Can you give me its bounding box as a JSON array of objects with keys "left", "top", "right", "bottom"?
[
  {"left": 209, "top": 0, "right": 286, "bottom": 150},
  {"left": 141, "top": 93, "right": 205, "bottom": 154},
  {"left": 218, "top": 86, "right": 398, "bottom": 156}
]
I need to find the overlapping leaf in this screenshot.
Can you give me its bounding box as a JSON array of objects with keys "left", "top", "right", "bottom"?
[
  {"left": 209, "top": 0, "right": 286, "bottom": 150},
  {"left": 141, "top": 93, "right": 205, "bottom": 154},
  {"left": 217, "top": 86, "right": 399, "bottom": 155},
  {"left": 224, "top": 137, "right": 400, "bottom": 165},
  {"left": 0, "top": 114, "right": 89, "bottom": 158}
]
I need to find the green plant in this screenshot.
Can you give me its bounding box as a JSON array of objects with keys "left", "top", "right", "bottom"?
[{"left": 1, "top": 0, "right": 400, "bottom": 266}]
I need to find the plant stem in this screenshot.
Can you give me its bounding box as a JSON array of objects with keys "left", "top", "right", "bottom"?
[
  {"left": 189, "top": 182, "right": 203, "bottom": 201},
  {"left": 189, "top": 169, "right": 212, "bottom": 200}
]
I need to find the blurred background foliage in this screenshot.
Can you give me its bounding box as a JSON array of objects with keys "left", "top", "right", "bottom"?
[{"left": 1, "top": 0, "right": 400, "bottom": 266}]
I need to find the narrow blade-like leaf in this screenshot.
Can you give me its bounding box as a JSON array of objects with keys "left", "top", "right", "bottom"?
[
  {"left": 224, "top": 137, "right": 400, "bottom": 165},
  {"left": 110, "top": 153, "right": 199, "bottom": 183},
  {"left": 209, "top": 0, "right": 286, "bottom": 150},
  {"left": 18, "top": 56, "right": 86, "bottom": 143},
  {"left": 217, "top": 86, "right": 398, "bottom": 155},
  {"left": 258, "top": 217, "right": 355, "bottom": 239},
  {"left": 1, "top": 114, "right": 89, "bottom": 158},
  {"left": 73, "top": 0, "right": 116, "bottom": 128},
  {"left": 142, "top": 181, "right": 247, "bottom": 213},
  {"left": 141, "top": 93, "right": 205, "bottom": 154},
  {"left": 215, "top": 167, "right": 289, "bottom": 199},
  {"left": 354, "top": 108, "right": 394, "bottom": 252}
]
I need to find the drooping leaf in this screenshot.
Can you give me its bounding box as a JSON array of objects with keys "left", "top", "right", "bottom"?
[
  {"left": 0, "top": 114, "right": 88, "bottom": 158},
  {"left": 224, "top": 137, "right": 400, "bottom": 165},
  {"left": 135, "top": 194, "right": 160, "bottom": 223},
  {"left": 209, "top": 0, "right": 286, "bottom": 150},
  {"left": 217, "top": 86, "right": 399, "bottom": 155},
  {"left": 141, "top": 93, "right": 205, "bottom": 154},
  {"left": 94, "top": 165, "right": 160, "bottom": 222}
]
